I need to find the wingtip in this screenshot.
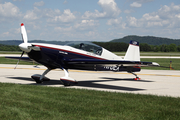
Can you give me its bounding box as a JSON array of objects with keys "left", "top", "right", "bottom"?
[
  {"left": 21, "top": 23, "right": 24, "bottom": 26},
  {"left": 152, "top": 62, "right": 160, "bottom": 66}
]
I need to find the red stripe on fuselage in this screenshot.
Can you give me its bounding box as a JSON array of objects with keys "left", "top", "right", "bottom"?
[{"left": 34, "top": 44, "right": 106, "bottom": 60}]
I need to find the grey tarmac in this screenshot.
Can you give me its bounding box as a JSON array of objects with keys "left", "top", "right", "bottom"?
[{"left": 0, "top": 64, "right": 180, "bottom": 98}]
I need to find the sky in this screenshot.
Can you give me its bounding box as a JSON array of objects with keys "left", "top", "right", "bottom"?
[{"left": 0, "top": 0, "right": 180, "bottom": 41}]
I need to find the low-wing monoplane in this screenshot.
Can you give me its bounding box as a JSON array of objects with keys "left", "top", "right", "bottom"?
[{"left": 6, "top": 23, "right": 160, "bottom": 86}]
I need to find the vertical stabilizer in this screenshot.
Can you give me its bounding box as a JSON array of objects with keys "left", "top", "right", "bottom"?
[{"left": 124, "top": 41, "right": 140, "bottom": 61}]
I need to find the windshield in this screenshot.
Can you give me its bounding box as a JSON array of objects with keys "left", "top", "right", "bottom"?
[{"left": 66, "top": 42, "right": 102, "bottom": 55}]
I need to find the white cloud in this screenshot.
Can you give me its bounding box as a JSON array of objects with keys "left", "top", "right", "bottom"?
[
  {"left": 127, "top": 16, "right": 140, "bottom": 27},
  {"left": 14, "top": 28, "right": 20, "bottom": 34},
  {"left": 42, "top": 9, "right": 61, "bottom": 18},
  {"left": 124, "top": 9, "right": 134, "bottom": 14},
  {"left": 0, "top": 2, "right": 21, "bottom": 19},
  {"left": 49, "top": 9, "right": 76, "bottom": 23},
  {"left": 82, "top": 0, "right": 121, "bottom": 19},
  {"left": 63, "top": 0, "right": 67, "bottom": 4},
  {"left": 125, "top": 3, "right": 180, "bottom": 29},
  {"left": 130, "top": 0, "right": 154, "bottom": 8},
  {"left": 13, "top": 0, "right": 22, "bottom": 1},
  {"left": 158, "top": 3, "right": 180, "bottom": 19},
  {"left": 107, "top": 17, "right": 122, "bottom": 25},
  {"left": 23, "top": 7, "right": 40, "bottom": 20},
  {"left": 2, "top": 32, "right": 9, "bottom": 36},
  {"left": 23, "top": 7, "right": 75, "bottom": 24},
  {"left": 130, "top": 2, "right": 142, "bottom": 8},
  {"left": 55, "top": 26, "right": 73, "bottom": 32},
  {"left": 106, "top": 17, "right": 127, "bottom": 29},
  {"left": 126, "top": 14, "right": 164, "bottom": 28},
  {"left": 34, "top": 1, "right": 45, "bottom": 7},
  {"left": 74, "top": 20, "right": 99, "bottom": 30},
  {"left": 142, "top": 13, "right": 160, "bottom": 21},
  {"left": 131, "top": 0, "right": 154, "bottom": 4}
]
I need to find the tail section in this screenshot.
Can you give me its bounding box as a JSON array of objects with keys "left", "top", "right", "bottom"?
[{"left": 124, "top": 41, "right": 140, "bottom": 61}]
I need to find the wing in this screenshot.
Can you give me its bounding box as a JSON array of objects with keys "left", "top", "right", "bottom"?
[
  {"left": 64, "top": 59, "right": 160, "bottom": 67},
  {"left": 5, "top": 56, "right": 32, "bottom": 62}
]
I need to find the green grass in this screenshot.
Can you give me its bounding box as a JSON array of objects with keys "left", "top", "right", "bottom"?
[
  {"left": 0, "top": 51, "right": 21, "bottom": 54},
  {"left": 141, "top": 58, "right": 180, "bottom": 70},
  {"left": 0, "top": 57, "right": 34, "bottom": 65},
  {"left": 0, "top": 83, "right": 180, "bottom": 120},
  {"left": 140, "top": 52, "right": 180, "bottom": 56}
]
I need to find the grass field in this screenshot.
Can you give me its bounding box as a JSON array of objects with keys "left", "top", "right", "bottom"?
[
  {"left": 0, "top": 83, "right": 180, "bottom": 120},
  {"left": 0, "top": 52, "right": 180, "bottom": 119},
  {"left": 141, "top": 58, "right": 180, "bottom": 70},
  {"left": 0, "top": 51, "right": 21, "bottom": 54},
  {"left": 0, "top": 57, "right": 34, "bottom": 65}
]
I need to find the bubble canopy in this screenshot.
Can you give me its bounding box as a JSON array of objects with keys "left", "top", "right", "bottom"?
[{"left": 66, "top": 42, "right": 103, "bottom": 55}]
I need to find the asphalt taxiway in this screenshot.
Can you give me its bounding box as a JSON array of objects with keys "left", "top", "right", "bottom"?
[{"left": 0, "top": 64, "right": 180, "bottom": 97}]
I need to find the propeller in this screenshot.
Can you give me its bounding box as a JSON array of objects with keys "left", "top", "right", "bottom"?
[
  {"left": 14, "top": 51, "right": 24, "bottom": 69},
  {"left": 21, "top": 23, "right": 28, "bottom": 43},
  {"left": 14, "top": 23, "right": 32, "bottom": 69},
  {"left": 19, "top": 23, "right": 32, "bottom": 52}
]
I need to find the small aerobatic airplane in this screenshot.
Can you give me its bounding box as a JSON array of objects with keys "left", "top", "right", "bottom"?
[{"left": 7, "top": 23, "right": 160, "bottom": 86}]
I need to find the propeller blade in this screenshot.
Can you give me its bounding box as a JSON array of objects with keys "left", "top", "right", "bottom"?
[
  {"left": 21, "top": 23, "right": 28, "bottom": 43},
  {"left": 14, "top": 51, "right": 24, "bottom": 69}
]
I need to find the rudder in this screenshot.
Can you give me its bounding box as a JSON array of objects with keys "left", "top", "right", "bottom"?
[{"left": 124, "top": 41, "right": 140, "bottom": 61}]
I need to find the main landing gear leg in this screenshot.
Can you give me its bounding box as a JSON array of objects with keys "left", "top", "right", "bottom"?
[
  {"left": 31, "top": 68, "right": 51, "bottom": 83},
  {"left": 129, "top": 72, "right": 141, "bottom": 80},
  {"left": 60, "top": 68, "right": 78, "bottom": 86}
]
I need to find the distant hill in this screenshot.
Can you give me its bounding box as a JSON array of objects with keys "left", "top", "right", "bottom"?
[
  {"left": 1, "top": 35, "right": 180, "bottom": 46},
  {"left": 110, "top": 35, "right": 180, "bottom": 45}
]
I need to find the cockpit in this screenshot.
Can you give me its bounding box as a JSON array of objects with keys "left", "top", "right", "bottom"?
[{"left": 66, "top": 42, "right": 103, "bottom": 55}]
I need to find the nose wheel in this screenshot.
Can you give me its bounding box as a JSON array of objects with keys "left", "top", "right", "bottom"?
[{"left": 31, "top": 68, "right": 51, "bottom": 83}]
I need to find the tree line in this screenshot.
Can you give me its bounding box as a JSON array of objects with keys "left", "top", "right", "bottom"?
[
  {"left": 0, "top": 44, "right": 20, "bottom": 51},
  {"left": 1, "top": 42, "right": 180, "bottom": 52},
  {"left": 93, "top": 42, "right": 180, "bottom": 52}
]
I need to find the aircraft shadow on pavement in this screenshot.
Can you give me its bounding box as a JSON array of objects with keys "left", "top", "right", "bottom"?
[{"left": 7, "top": 77, "right": 147, "bottom": 91}]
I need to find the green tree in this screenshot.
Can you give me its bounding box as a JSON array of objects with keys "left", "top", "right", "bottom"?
[
  {"left": 168, "top": 43, "right": 177, "bottom": 52},
  {"left": 152, "top": 45, "right": 160, "bottom": 52},
  {"left": 177, "top": 45, "right": 180, "bottom": 52},
  {"left": 160, "top": 44, "right": 170, "bottom": 52},
  {"left": 140, "top": 43, "right": 152, "bottom": 51}
]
